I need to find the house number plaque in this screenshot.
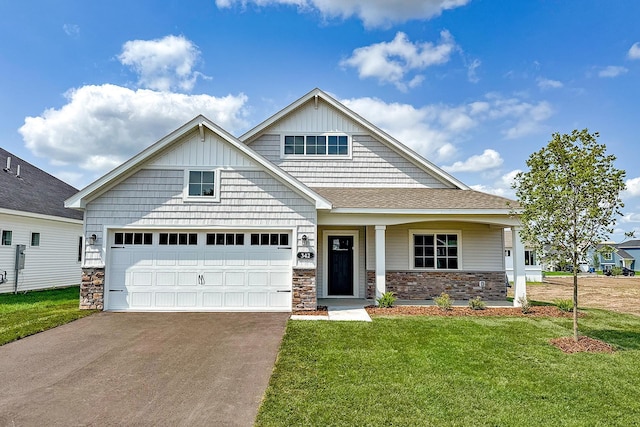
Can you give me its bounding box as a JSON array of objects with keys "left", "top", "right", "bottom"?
[{"left": 297, "top": 252, "right": 314, "bottom": 259}]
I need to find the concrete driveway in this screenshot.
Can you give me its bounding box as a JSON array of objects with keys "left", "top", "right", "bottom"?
[{"left": 0, "top": 312, "right": 289, "bottom": 426}]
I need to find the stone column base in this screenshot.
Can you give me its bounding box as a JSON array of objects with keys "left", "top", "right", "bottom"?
[
  {"left": 292, "top": 269, "right": 317, "bottom": 311},
  {"left": 80, "top": 267, "right": 105, "bottom": 310}
]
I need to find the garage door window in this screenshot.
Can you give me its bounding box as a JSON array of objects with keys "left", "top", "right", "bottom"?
[
  {"left": 159, "top": 233, "right": 198, "bottom": 245},
  {"left": 115, "top": 232, "right": 153, "bottom": 245},
  {"left": 250, "top": 233, "right": 289, "bottom": 246},
  {"left": 206, "top": 233, "right": 245, "bottom": 245}
]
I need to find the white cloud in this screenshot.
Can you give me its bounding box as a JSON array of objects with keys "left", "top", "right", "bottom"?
[
  {"left": 624, "top": 177, "right": 640, "bottom": 197},
  {"left": 598, "top": 65, "right": 628, "bottom": 78},
  {"left": 341, "top": 93, "right": 552, "bottom": 163},
  {"left": 62, "top": 24, "right": 80, "bottom": 37},
  {"left": 470, "top": 169, "right": 521, "bottom": 198},
  {"left": 628, "top": 42, "right": 640, "bottom": 60},
  {"left": 466, "top": 58, "right": 481, "bottom": 83},
  {"left": 620, "top": 213, "right": 640, "bottom": 224},
  {"left": 118, "top": 35, "right": 208, "bottom": 92},
  {"left": 442, "top": 149, "right": 503, "bottom": 173},
  {"left": 341, "top": 31, "right": 456, "bottom": 91},
  {"left": 215, "top": 0, "right": 470, "bottom": 28},
  {"left": 19, "top": 84, "right": 248, "bottom": 184},
  {"left": 537, "top": 77, "right": 563, "bottom": 90}
]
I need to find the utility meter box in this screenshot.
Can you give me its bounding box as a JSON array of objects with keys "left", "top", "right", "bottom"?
[{"left": 15, "top": 244, "right": 26, "bottom": 270}]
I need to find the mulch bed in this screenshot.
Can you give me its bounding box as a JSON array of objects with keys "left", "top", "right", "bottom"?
[
  {"left": 549, "top": 336, "right": 616, "bottom": 354},
  {"left": 364, "top": 305, "right": 579, "bottom": 318}
]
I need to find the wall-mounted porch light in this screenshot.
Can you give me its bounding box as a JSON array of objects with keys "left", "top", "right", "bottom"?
[
  {"left": 88, "top": 234, "right": 97, "bottom": 246},
  {"left": 301, "top": 234, "right": 308, "bottom": 246}
]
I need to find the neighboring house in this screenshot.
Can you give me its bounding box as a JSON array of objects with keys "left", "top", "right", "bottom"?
[
  {"left": 592, "top": 241, "right": 639, "bottom": 271},
  {"left": 0, "top": 148, "right": 84, "bottom": 293},
  {"left": 66, "top": 88, "right": 526, "bottom": 312},
  {"left": 504, "top": 229, "right": 542, "bottom": 282}
]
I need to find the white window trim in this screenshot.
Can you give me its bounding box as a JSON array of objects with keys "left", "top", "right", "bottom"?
[
  {"left": 408, "top": 229, "right": 462, "bottom": 270},
  {"left": 182, "top": 168, "right": 221, "bottom": 203},
  {"left": 603, "top": 252, "right": 613, "bottom": 261},
  {"left": 280, "top": 133, "right": 352, "bottom": 160},
  {"left": 30, "top": 231, "right": 41, "bottom": 248}
]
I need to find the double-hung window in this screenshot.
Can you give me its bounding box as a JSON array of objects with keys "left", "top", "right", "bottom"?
[
  {"left": 283, "top": 134, "right": 349, "bottom": 157},
  {"left": 184, "top": 170, "right": 220, "bottom": 202},
  {"left": 411, "top": 231, "right": 460, "bottom": 270}
]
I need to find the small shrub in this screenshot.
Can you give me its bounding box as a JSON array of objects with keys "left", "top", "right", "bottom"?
[
  {"left": 554, "top": 298, "right": 574, "bottom": 312},
  {"left": 376, "top": 291, "right": 397, "bottom": 308},
  {"left": 518, "top": 296, "right": 532, "bottom": 314},
  {"left": 468, "top": 296, "right": 486, "bottom": 310},
  {"left": 611, "top": 266, "right": 623, "bottom": 277},
  {"left": 434, "top": 292, "right": 453, "bottom": 311}
]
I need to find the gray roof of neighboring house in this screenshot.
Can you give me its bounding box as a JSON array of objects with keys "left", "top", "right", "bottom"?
[
  {"left": 0, "top": 148, "right": 83, "bottom": 221},
  {"left": 618, "top": 239, "right": 640, "bottom": 248},
  {"left": 595, "top": 243, "right": 634, "bottom": 260},
  {"left": 314, "top": 187, "right": 517, "bottom": 210}
]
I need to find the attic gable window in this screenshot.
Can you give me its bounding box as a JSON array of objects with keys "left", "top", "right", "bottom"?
[
  {"left": 183, "top": 169, "right": 220, "bottom": 202},
  {"left": 282, "top": 134, "right": 349, "bottom": 157}
]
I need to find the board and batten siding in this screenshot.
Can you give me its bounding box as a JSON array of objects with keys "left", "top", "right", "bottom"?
[
  {"left": 83, "top": 168, "right": 317, "bottom": 268},
  {"left": 0, "top": 213, "right": 82, "bottom": 293},
  {"left": 249, "top": 134, "right": 452, "bottom": 188},
  {"left": 366, "top": 222, "right": 504, "bottom": 271}
]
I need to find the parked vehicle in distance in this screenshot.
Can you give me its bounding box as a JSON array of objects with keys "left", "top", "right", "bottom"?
[
  {"left": 622, "top": 267, "right": 636, "bottom": 276},
  {"left": 604, "top": 266, "right": 636, "bottom": 276}
]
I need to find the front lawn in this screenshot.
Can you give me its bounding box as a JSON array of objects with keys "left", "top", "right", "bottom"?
[
  {"left": 257, "top": 309, "right": 640, "bottom": 426},
  {"left": 0, "top": 286, "right": 96, "bottom": 346}
]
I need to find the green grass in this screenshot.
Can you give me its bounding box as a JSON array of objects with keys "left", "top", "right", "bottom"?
[
  {"left": 0, "top": 286, "right": 97, "bottom": 346},
  {"left": 543, "top": 271, "right": 574, "bottom": 276},
  {"left": 256, "top": 310, "right": 640, "bottom": 426}
]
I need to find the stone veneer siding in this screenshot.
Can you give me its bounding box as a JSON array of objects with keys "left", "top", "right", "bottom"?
[
  {"left": 292, "top": 268, "right": 317, "bottom": 310},
  {"left": 366, "top": 271, "right": 506, "bottom": 301},
  {"left": 80, "top": 267, "right": 105, "bottom": 310}
]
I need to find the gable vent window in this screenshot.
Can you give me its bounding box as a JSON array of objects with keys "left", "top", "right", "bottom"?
[
  {"left": 206, "top": 233, "right": 245, "bottom": 246},
  {"left": 250, "top": 233, "right": 289, "bottom": 246},
  {"left": 158, "top": 233, "right": 197, "bottom": 246},
  {"left": 283, "top": 135, "right": 349, "bottom": 156},
  {"left": 114, "top": 232, "right": 153, "bottom": 246}
]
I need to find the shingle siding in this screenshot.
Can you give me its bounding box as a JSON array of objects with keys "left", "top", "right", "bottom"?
[
  {"left": 83, "top": 168, "right": 316, "bottom": 267},
  {"left": 249, "top": 134, "right": 452, "bottom": 188}
]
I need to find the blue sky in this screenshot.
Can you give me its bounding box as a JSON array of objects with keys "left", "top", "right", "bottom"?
[{"left": 1, "top": 0, "right": 639, "bottom": 240}]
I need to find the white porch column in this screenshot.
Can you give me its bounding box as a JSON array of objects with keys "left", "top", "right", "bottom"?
[
  {"left": 511, "top": 226, "right": 527, "bottom": 306},
  {"left": 375, "top": 225, "right": 386, "bottom": 300}
]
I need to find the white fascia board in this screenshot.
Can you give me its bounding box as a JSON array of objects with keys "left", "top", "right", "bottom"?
[
  {"left": 0, "top": 207, "right": 84, "bottom": 225},
  {"left": 240, "top": 88, "right": 469, "bottom": 190}
]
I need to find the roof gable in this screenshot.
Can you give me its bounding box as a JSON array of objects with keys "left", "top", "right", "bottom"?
[
  {"left": 240, "top": 88, "right": 469, "bottom": 190},
  {"left": 65, "top": 116, "right": 331, "bottom": 209},
  {"left": 0, "top": 148, "right": 83, "bottom": 221}
]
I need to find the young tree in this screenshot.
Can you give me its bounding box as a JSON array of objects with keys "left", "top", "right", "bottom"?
[{"left": 513, "top": 129, "right": 626, "bottom": 341}]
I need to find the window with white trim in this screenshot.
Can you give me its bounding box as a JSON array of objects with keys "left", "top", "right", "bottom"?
[
  {"left": 524, "top": 250, "right": 535, "bottom": 266},
  {"left": 283, "top": 134, "right": 349, "bottom": 157},
  {"left": 184, "top": 170, "right": 220, "bottom": 202},
  {"left": 31, "top": 232, "right": 40, "bottom": 247},
  {"left": 603, "top": 252, "right": 613, "bottom": 261},
  {"left": 1, "top": 230, "right": 11, "bottom": 246},
  {"left": 411, "top": 232, "right": 459, "bottom": 269}
]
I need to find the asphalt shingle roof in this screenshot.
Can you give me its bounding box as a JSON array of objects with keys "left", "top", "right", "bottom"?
[
  {"left": 314, "top": 187, "right": 517, "bottom": 210},
  {"left": 0, "top": 148, "right": 83, "bottom": 220}
]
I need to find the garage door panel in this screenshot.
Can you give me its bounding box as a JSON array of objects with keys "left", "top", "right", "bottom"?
[
  {"left": 132, "top": 252, "right": 153, "bottom": 266},
  {"left": 248, "top": 292, "right": 268, "bottom": 307},
  {"left": 155, "top": 292, "right": 176, "bottom": 307},
  {"left": 248, "top": 272, "right": 268, "bottom": 286},
  {"left": 270, "top": 292, "right": 291, "bottom": 308},
  {"left": 202, "top": 271, "right": 223, "bottom": 286},
  {"left": 156, "top": 272, "right": 176, "bottom": 286},
  {"left": 202, "top": 292, "right": 223, "bottom": 307},
  {"left": 177, "top": 292, "right": 197, "bottom": 307},
  {"left": 225, "top": 272, "right": 245, "bottom": 286},
  {"left": 131, "top": 292, "right": 152, "bottom": 307},
  {"left": 178, "top": 252, "right": 198, "bottom": 266},
  {"left": 270, "top": 271, "right": 290, "bottom": 286},
  {"left": 131, "top": 271, "right": 153, "bottom": 286},
  {"left": 225, "top": 252, "right": 245, "bottom": 266},
  {"left": 157, "top": 252, "right": 177, "bottom": 266},
  {"left": 224, "top": 292, "right": 244, "bottom": 307},
  {"left": 178, "top": 271, "right": 198, "bottom": 286}
]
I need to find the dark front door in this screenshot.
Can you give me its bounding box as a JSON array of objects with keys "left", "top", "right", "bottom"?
[{"left": 328, "top": 235, "right": 354, "bottom": 296}]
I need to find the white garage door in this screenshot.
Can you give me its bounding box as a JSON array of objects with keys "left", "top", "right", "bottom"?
[{"left": 106, "top": 230, "right": 293, "bottom": 311}]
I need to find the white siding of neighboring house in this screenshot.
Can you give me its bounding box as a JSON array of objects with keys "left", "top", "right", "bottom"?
[
  {"left": 0, "top": 212, "right": 82, "bottom": 293},
  {"left": 366, "top": 222, "right": 504, "bottom": 272},
  {"left": 247, "top": 100, "right": 454, "bottom": 189},
  {"left": 82, "top": 128, "right": 317, "bottom": 269}
]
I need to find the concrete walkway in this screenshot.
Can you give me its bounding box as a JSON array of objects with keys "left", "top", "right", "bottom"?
[{"left": 291, "top": 299, "right": 372, "bottom": 322}]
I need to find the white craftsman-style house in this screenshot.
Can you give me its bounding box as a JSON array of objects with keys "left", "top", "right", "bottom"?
[
  {"left": 0, "top": 148, "right": 83, "bottom": 293},
  {"left": 66, "top": 88, "right": 527, "bottom": 311}
]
